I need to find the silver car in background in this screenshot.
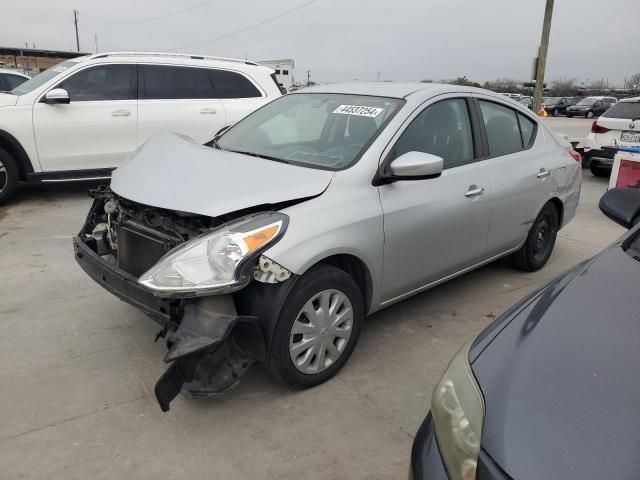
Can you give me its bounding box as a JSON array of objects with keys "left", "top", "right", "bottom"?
[{"left": 74, "top": 83, "right": 582, "bottom": 410}]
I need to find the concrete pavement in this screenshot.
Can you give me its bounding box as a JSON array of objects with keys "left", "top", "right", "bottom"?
[{"left": 0, "top": 172, "right": 623, "bottom": 479}]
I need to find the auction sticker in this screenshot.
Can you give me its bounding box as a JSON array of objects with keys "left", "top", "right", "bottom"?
[{"left": 333, "top": 105, "right": 383, "bottom": 117}]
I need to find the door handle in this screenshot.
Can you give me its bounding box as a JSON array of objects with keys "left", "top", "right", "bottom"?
[
  {"left": 111, "top": 109, "right": 131, "bottom": 117},
  {"left": 537, "top": 168, "right": 551, "bottom": 179},
  {"left": 200, "top": 108, "right": 218, "bottom": 115},
  {"left": 465, "top": 185, "right": 485, "bottom": 198}
]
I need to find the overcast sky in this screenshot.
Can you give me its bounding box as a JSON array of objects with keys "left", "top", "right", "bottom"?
[{"left": 2, "top": 0, "right": 636, "bottom": 85}]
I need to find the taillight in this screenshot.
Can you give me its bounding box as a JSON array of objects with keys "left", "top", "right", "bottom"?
[
  {"left": 569, "top": 150, "right": 581, "bottom": 162},
  {"left": 591, "top": 121, "right": 610, "bottom": 134}
]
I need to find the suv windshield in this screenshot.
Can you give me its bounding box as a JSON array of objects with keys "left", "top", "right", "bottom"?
[
  {"left": 576, "top": 97, "right": 598, "bottom": 106},
  {"left": 602, "top": 101, "right": 640, "bottom": 120},
  {"left": 217, "top": 93, "right": 403, "bottom": 170},
  {"left": 10, "top": 59, "right": 81, "bottom": 95}
]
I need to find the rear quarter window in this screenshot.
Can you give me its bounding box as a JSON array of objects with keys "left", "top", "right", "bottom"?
[{"left": 207, "top": 69, "right": 261, "bottom": 99}]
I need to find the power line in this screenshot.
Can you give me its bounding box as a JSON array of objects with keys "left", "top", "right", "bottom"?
[
  {"left": 173, "top": 0, "right": 322, "bottom": 50},
  {"left": 98, "top": 0, "right": 218, "bottom": 24}
]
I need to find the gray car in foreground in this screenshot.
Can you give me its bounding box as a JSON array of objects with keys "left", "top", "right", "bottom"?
[{"left": 73, "top": 83, "right": 582, "bottom": 410}]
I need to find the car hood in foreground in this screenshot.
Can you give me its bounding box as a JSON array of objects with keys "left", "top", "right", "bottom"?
[
  {"left": 111, "top": 133, "right": 335, "bottom": 218},
  {"left": 472, "top": 239, "right": 640, "bottom": 480}
]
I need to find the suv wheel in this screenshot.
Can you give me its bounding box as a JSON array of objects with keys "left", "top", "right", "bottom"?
[
  {"left": 268, "top": 264, "right": 363, "bottom": 388},
  {"left": 511, "top": 203, "right": 559, "bottom": 272},
  {"left": 0, "top": 147, "right": 19, "bottom": 204}
]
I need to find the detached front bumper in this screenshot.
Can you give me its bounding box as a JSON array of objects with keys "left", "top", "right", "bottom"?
[{"left": 73, "top": 234, "right": 266, "bottom": 411}]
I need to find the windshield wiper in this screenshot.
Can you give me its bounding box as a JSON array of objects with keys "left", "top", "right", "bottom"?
[{"left": 229, "top": 150, "right": 291, "bottom": 165}]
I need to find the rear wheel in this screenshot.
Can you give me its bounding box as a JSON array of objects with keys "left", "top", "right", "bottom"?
[
  {"left": 511, "top": 203, "right": 559, "bottom": 272},
  {"left": 0, "top": 147, "right": 19, "bottom": 204},
  {"left": 268, "top": 264, "right": 364, "bottom": 388},
  {"left": 590, "top": 164, "right": 610, "bottom": 177},
  {"left": 586, "top": 110, "right": 594, "bottom": 119}
]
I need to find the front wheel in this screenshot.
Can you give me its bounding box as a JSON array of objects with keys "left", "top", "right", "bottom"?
[
  {"left": 268, "top": 264, "right": 364, "bottom": 388},
  {"left": 511, "top": 203, "right": 559, "bottom": 272},
  {"left": 551, "top": 109, "right": 559, "bottom": 117},
  {"left": 0, "top": 147, "right": 19, "bottom": 204}
]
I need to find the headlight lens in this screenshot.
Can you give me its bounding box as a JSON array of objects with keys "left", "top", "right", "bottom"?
[
  {"left": 139, "top": 212, "right": 287, "bottom": 296},
  {"left": 431, "top": 343, "right": 485, "bottom": 480}
]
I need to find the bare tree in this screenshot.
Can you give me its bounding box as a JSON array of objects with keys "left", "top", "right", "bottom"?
[
  {"left": 589, "top": 78, "right": 608, "bottom": 93},
  {"left": 447, "top": 76, "right": 481, "bottom": 88},
  {"left": 483, "top": 78, "right": 521, "bottom": 93},
  {"left": 550, "top": 78, "right": 578, "bottom": 96},
  {"left": 628, "top": 73, "right": 640, "bottom": 93}
]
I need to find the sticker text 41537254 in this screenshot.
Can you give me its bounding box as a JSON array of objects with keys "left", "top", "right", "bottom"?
[{"left": 333, "top": 105, "right": 384, "bottom": 118}]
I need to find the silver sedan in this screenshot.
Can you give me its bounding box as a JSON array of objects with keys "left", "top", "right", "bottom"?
[{"left": 75, "top": 83, "right": 582, "bottom": 410}]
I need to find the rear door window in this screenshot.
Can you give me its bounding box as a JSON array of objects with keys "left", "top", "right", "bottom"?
[
  {"left": 142, "top": 65, "right": 215, "bottom": 99},
  {"left": 479, "top": 100, "right": 534, "bottom": 156},
  {"left": 207, "top": 69, "right": 261, "bottom": 98},
  {"left": 602, "top": 101, "right": 640, "bottom": 119}
]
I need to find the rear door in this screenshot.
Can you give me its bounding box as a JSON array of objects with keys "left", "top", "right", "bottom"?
[
  {"left": 33, "top": 63, "right": 137, "bottom": 171},
  {"left": 379, "top": 96, "right": 492, "bottom": 302},
  {"left": 207, "top": 69, "right": 266, "bottom": 125},
  {"left": 596, "top": 100, "right": 640, "bottom": 146},
  {"left": 137, "top": 64, "right": 226, "bottom": 145},
  {"left": 475, "top": 97, "right": 558, "bottom": 255}
]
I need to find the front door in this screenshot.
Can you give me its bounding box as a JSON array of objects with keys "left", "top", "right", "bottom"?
[
  {"left": 33, "top": 63, "right": 137, "bottom": 171},
  {"left": 379, "top": 97, "right": 492, "bottom": 303}
]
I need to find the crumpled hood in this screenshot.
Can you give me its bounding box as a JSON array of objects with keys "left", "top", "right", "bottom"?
[
  {"left": 472, "top": 241, "right": 640, "bottom": 480},
  {"left": 111, "top": 133, "right": 334, "bottom": 217},
  {"left": 0, "top": 93, "right": 18, "bottom": 107}
]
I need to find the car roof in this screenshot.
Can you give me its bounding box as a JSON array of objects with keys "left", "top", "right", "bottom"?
[
  {"left": 293, "top": 82, "right": 494, "bottom": 99},
  {"left": 620, "top": 96, "right": 640, "bottom": 102},
  {"left": 81, "top": 52, "right": 273, "bottom": 72}
]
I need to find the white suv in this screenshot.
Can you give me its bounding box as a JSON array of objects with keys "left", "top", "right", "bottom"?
[{"left": 0, "top": 52, "right": 282, "bottom": 202}]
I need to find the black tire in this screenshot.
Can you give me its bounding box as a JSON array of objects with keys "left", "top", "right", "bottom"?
[
  {"left": 566, "top": 114, "right": 573, "bottom": 118},
  {"left": 586, "top": 110, "right": 594, "bottom": 119},
  {"left": 511, "top": 203, "right": 559, "bottom": 272},
  {"left": 267, "top": 264, "right": 364, "bottom": 388},
  {"left": 551, "top": 108, "right": 559, "bottom": 117},
  {"left": 590, "top": 164, "right": 611, "bottom": 177},
  {"left": 581, "top": 151, "right": 590, "bottom": 169},
  {"left": 0, "top": 147, "right": 19, "bottom": 204}
]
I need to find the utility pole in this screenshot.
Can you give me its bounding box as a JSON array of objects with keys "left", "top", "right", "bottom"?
[
  {"left": 74, "top": 10, "right": 81, "bottom": 52},
  {"left": 306, "top": 70, "right": 311, "bottom": 87},
  {"left": 94, "top": 33, "right": 99, "bottom": 54},
  {"left": 532, "top": 0, "right": 554, "bottom": 115}
]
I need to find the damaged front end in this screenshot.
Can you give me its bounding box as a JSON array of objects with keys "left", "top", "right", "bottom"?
[{"left": 73, "top": 187, "right": 291, "bottom": 411}]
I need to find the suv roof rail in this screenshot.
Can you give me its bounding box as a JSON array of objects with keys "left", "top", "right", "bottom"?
[{"left": 90, "top": 51, "right": 261, "bottom": 66}]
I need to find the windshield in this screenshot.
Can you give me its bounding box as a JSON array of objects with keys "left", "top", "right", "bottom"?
[
  {"left": 602, "top": 101, "right": 640, "bottom": 120},
  {"left": 576, "top": 97, "right": 598, "bottom": 106},
  {"left": 217, "top": 93, "right": 403, "bottom": 170},
  {"left": 10, "top": 60, "right": 80, "bottom": 95}
]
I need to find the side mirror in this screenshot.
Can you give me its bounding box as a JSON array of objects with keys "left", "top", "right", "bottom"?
[
  {"left": 43, "top": 88, "right": 70, "bottom": 104},
  {"left": 599, "top": 188, "right": 640, "bottom": 229},
  {"left": 383, "top": 151, "right": 444, "bottom": 182}
]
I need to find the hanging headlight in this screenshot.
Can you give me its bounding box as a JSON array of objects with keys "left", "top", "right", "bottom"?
[
  {"left": 139, "top": 212, "right": 288, "bottom": 297},
  {"left": 431, "top": 342, "right": 485, "bottom": 480}
]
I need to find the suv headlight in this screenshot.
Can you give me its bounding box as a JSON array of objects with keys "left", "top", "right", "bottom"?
[
  {"left": 139, "top": 212, "right": 288, "bottom": 297},
  {"left": 431, "top": 343, "right": 485, "bottom": 480}
]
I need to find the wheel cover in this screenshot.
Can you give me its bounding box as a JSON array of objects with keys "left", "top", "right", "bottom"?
[
  {"left": 289, "top": 289, "right": 353, "bottom": 375},
  {"left": 0, "top": 158, "right": 7, "bottom": 193},
  {"left": 532, "top": 215, "right": 554, "bottom": 262}
]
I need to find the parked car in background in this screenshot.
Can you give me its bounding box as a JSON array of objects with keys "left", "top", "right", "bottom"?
[
  {"left": 73, "top": 83, "right": 581, "bottom": 411},
  {"left": 0, "top": 52, "right": 282, "bottom": 202},
  {"left": 499, "top": 93, "right": 524, "bottom": 101},
  {"left": 0, "top": 68, "right": 29, "bottom": 92},
  {"left": 541, "top": 96, "right": 578, "bottom": 116},
  {"left": 410, "top": 186, "right": 640, "bottom": 480},
  {"left": 518, "top": 96, "right": 532, "bottom": 109},
  {"left": 565, "top": 96, "right": 617, "bottom": 118},
  {"left": 579, "top": 96, "right": 640, "bottom": 176}
]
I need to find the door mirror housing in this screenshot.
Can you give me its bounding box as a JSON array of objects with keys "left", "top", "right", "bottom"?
[
  {"left": 43, "top": 88, "right": 70, "bottom": 104},
  {"left": 381, "top": 151, "right": 444, "bottom": 183},
  {"left": 599, "top": 188, "right": 640, "bottom": 229}
]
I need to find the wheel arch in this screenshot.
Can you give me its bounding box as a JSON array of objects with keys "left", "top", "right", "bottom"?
[
  {"left": 547, "top": 197, "right": 564, "bottom": 227},
  {"left": 0, "top": 129, "right": 34, "bottom": 181},
  {"left": 312, "top": 253, "right": 373, "bottom": 314}
]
